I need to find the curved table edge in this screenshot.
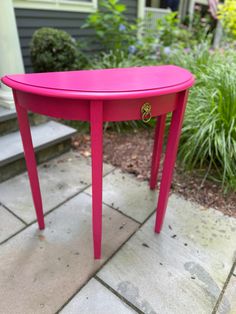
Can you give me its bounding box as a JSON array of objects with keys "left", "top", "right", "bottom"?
[{"left": 2, "top": 76, "right": 195, "bottom": 100}]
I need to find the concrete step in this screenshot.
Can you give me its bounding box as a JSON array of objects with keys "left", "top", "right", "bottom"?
[
  {"left": 0, "top": 121, "right": 77, "bottom": 182},
  {"left": 0, "top": 106, "right": 16, "bottom": 122},
  {"left": 0, "top": 106, "right": 18, "bottom": 135},
  {"left": 0, "top": 105, "right": 49, "bottom": 135}
]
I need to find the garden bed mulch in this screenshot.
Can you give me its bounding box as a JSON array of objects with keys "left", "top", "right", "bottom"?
[{"left": 72, "top": 129, "right": 236, "bottom": 218}]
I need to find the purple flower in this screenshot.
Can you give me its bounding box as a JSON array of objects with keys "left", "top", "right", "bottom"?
[
  {"left": 163, "top": 46, "right": 171, "bottom": 55},
  {"left": 184, "top": 48, "right": 191, "bottom": 53},
  {"left": 128, "top": 45, "right": 136, "bottom": 54},
  {"left": 119, "top": 24, "right": 126, "bottom": 32}
]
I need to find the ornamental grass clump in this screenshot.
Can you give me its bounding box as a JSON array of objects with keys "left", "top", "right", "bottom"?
[
  {"left": 164, "top": 46, "right": 236, "bottom": 188},
  {"left": 181, "top": 63, "right": 236, "bottom": 188}
]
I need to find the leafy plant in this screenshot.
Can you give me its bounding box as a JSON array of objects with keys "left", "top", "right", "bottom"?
[
  {"left": 84, "top": 2, "right": 213, "bottom": 67},
  {"left": 182, "top": 10, "right": 213, "bottom": 47},
  {"left": 90, "top": 50, "right": 158, "bottom": 69},
  {"left": 164, "top": 45, "right": 236, "bottom": 188},
  {"left": 134, "top": 24, "right": 161, "bottom": 63},
  {"left": 30, "top": 27, "right": 80, "bottom": 72},
  {"left": 155, "top": 12, "right": 188, "bottom": 47},
  {"left": 83, "top": 0, "right": 137, "bottom": 62},
  {"left": 218, "top": 0, "right": 236, "bottom": 38},
  {"left": 149, "top": 11, "right": 213, "bottom": 63},
  {"left": 160, "top": 42, "right": 213, "bottom": 75}
]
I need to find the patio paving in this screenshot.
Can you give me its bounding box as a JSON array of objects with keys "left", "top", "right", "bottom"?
[
  {"left": 0, "top": 204, "right": 25, "bottom": 243},
  {"left": 60, "top": 278, "right": 136, "bottom": 314},
  {"left": 86, "top": 169, "right": 157, "bottom": 223},
  {"left": 0, "top": 151, "right": 113, "bottom": 224},
  {"left": 0, "top": 192, "right": 138, "bottom": 314},
  {"left": 217, "top": 268, "right": 236, "bottom": 314},
  {"left": 0, "top": 150, "right": 235, "bottom": 314},
  {"left": 97, "top": 195, "right": 236, "bottom": 314}
]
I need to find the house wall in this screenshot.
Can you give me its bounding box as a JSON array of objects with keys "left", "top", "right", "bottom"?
[{"left": 14, "top": 0, "right": 138, "bottom": 72}]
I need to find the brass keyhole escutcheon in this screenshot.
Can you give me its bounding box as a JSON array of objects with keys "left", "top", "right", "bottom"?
[{"left": 141, "top": 102, "right": 152, "bottom": 123}]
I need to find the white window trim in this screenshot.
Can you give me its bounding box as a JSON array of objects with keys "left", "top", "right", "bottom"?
[{"left": 13, "top": 0, "right": 98, "bottom": 13}]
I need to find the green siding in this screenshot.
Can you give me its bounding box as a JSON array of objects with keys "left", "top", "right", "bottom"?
[{"left": 15, "top": 0, "right": 138, "bottom": 72}]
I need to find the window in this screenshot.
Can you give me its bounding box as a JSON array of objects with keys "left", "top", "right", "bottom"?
[{"left": 13, "top": 0, "right": 98, "bottom": 13}]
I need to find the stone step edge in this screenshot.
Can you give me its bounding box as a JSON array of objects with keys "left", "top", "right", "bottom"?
[
  {"left": 0, "top": 106, "right": 16, "bottom": 122},
  {"left": 0, "top": 121, "right": 77, "bottom": 167}
]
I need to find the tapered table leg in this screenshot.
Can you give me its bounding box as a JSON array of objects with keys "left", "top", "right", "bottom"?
[
  {"left": 149, "top": 114, "right": 166, "bottom": 190},
  {"left": 155, "top": 91, "right": 189, "bottom": 233},
  {"left": 13, "top": 91, "right": 45, "bottom": 230},
  {"left": 90, "top": 100, "right": 103, "bottom": 259}
]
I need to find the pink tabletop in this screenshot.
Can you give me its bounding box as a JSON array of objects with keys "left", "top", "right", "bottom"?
[{"left": 2, "top": 66, "right": 194, "bottom": 100}]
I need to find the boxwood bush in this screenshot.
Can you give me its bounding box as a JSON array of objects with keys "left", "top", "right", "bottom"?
[{"left": 30, "top": 27, "right": 78, "bottom": 72}]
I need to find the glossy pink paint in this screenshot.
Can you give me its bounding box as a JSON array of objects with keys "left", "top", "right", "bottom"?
[
  {"left": 2, "top": 66, "right": 194, "bottom": 259},
  {"left": 149, "top": 114, "right": 166, "bottom": 190}
]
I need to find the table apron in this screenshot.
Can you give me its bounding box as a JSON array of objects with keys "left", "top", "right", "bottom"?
[{"left": 14, "top": 90, "right": 179, "bottom": 122}]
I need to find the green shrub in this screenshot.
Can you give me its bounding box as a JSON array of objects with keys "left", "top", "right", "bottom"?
[
  {"left": 30, "top": 27, "right": 79, "bottom": 72},
  {"left": 83, "top": 0, "right": 137, "bottom": 63},
  {"left": 84, "top": 1, "right": 213, "bottom": 66},
  {"left": 218, "top": 0, "right": 236, "bottom": 38},
  {"left": 155, "top": 12, "right": 189, "bottom": 47},
  {"left": 188, "top": 11, "right": 212, "bottom": 44},
  {"left": 164, "top": 45, "right": 236, "bottom": 188},
  {"left": 152, "top": 11, "right": 212, "bottom": 52}
]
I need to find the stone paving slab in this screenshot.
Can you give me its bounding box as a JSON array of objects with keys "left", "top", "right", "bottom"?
[
  {"left": 60, "top": 278, "right": 137, "bottom": 314},
  {"left": 217, "top": 270, "right": 236, "bottom": 314},
  {"left": 98, "top": 194, "right": 236, "bottom": 314},
  {"left": 0, "top": 192, "right": 139, "bottom": 314},
  {"left": 0, "top": 205, "right": 25, "bottom": 243},
  {"left": 0, "top": 151, "right": 113, "bottom": 223},
  {"left": 86, "top": 169, "right": 157, "bottom": 223}
]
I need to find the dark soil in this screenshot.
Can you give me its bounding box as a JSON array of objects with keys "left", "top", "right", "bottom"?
[{"left": 72, "top": 129, "right": 236, "bottom": 218}]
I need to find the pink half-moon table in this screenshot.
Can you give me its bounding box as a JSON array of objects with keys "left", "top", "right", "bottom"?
[{"left": 2, "top": 66, "right": 194, "bottom": 259}]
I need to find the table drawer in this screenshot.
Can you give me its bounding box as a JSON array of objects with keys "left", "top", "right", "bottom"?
[{"left": 103, "top": 93, "right": 178, "bottom": 122}]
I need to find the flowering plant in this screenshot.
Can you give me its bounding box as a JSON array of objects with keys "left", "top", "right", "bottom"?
[{"left": 83, "top": 0, "right": 136, "bottom": 57}]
